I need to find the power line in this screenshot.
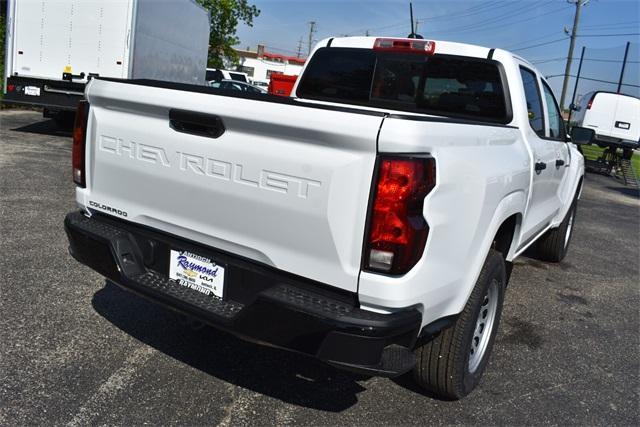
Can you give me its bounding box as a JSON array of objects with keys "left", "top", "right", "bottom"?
[
  {"left": 576, "top": 33, "right": 640, "bottom": 37},
  {"left": 516, "top": 32, "right": 640, "bottom": 54},
  {"left": 416, "top": 1, "right": 503, "bottom": 23},
  {"left": 431, "top": 4, "right": 573, "bottom": 37},
  {"left": 345, "top": 0, "right": 504, "bottom": 37},
  {"left": 512, "top": 38, "right": 568, "bottom": 52},
  {"left": 505, "top": 31, "right": 563, "bottom": 50},
  {"left": 433, "top": 1, "right": 555, "bottom": 34},
  {"left": 532, "top": 56, "right": 640, "bottom": 64},
  {"left": 581, "top": 20, "right": 639, "bottom": 29},
  {"left": 545, "top": 74, "right": 640, "bottom": 88}
]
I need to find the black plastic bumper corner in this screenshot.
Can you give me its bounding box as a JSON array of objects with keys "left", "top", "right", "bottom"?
[{"left": 64, "top": 211, "right": 422, "bottom": 377}]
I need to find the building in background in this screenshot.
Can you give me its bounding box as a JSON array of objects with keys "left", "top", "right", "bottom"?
[{"left": 234, "top": 45, "right": 306, "bottom": 85}]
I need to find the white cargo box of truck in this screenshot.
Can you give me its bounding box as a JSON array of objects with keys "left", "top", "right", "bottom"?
[{"left": 3, "top": 0, "right": 210, "bottom": 114}]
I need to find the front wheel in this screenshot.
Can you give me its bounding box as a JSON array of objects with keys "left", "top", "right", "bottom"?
[
  {"left": 534, "top": 199, "right": 577, "bottom": 262},
  {"left": 412, "top": 249, "right": 506, "bottom": 399}
]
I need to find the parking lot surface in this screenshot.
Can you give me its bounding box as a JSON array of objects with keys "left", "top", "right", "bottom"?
[{"left": 1, "top": 110, "right": 639, "bottom": 425}]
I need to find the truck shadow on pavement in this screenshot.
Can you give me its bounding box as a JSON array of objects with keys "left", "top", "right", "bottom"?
[
  {"left": 11, "top": 119, "right": 73, "bottom": 137},
  {"left": 605, "top": 186, "right": 640, "bottom": 198},
  {"left": 92, "top": 281, "right": 370, "bottom": 412}
]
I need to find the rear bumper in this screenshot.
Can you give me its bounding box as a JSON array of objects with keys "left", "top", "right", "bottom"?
[
  {"left": 594, "top": 133, "right": 639, "bottom": 149},
  {"left": 64, "top": 211, "right": 422, "bottom": 377},
  {"left": 3, "top": 76, "right": 84, "bottom": 111}
]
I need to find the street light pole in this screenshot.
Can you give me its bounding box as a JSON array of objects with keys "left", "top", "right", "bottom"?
[
  {"left": 568, "top": 46, "right": 585, "bottom": 125},
  {"left": 617, "top": 41, "right": 631, "bottom": 93},
  {"left": 559, "top": 0, "right": 588, "bottom": 111}
]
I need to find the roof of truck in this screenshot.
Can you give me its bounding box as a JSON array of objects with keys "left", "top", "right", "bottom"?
[{"left": 323, "top": 36, "right": 495, "bottom": 60}]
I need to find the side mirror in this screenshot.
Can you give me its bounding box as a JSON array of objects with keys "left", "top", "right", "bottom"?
[
  {"left": 569, "top": 103, "right": 581, "bottom": 112},
  {"left": 569, "top": 126, "right": 595, "bottom": 145}
]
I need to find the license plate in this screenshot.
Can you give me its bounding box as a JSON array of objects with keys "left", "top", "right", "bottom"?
[
  {"left": 169, "top": 250, "right": 225, "bottom": 298},
  {"left": 24, "top": 86, "right": 41, "bottom": 96}
]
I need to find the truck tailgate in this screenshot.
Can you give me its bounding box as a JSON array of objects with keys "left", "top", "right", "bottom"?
[{"left": 81, "top": 79, "right": 383, "bottom": 292}]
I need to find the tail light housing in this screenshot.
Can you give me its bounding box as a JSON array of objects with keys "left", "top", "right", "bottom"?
[
  {"left": 364, "top": 156, "right": 436, "bottom": 275},
  {"left": 72, "top": 100, "right": 89, "bottom": 187},
  {"left": 373, "top": 38, "right": 436, "bottom": 55},
  {"left": 586, "top": 94, "right": 596, "bottom": 110}
]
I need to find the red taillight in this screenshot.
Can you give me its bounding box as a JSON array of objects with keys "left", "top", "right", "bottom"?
[
  {"left": 72, "top": 100, "right": 89, "bottom": 187},
  {"left": 364, "top": 156, "right": 436, "bottom": 275},
  {"left": 586, "top": 94, "right": 595, "bottom": 110},
  {"left": 373, "top": 38, "right": 436, "bottom": 55},
  {"left": 7, "top": 84, "right": 15, "bottom": 92}
]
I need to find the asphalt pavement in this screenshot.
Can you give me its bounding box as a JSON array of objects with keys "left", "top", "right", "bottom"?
[{"left": 1, "top": 110, "right": 638, "bottom": 425}]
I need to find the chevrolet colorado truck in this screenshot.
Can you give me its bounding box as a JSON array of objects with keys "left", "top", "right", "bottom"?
[{"left": 65, "top": 37, "right": 590, "bottom": 399}]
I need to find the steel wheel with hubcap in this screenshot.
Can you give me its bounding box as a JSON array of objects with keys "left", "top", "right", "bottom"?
[
  {"left": 412, "top": 249, "right": 506, "bottom": 399},
  {"left": 468, "top": 279, "right": 499, "bottom": 373},
  {"left": 564, "top": 208, "right": 575, "bottom": 249}
]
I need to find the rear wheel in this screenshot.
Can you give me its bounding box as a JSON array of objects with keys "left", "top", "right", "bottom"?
[
  {"left": 52, "top": 111, "right": 75, "bottom": 129},
  {"left": 412, "top": 249, "right": 506, "bottom": 399},
  {"left": 534, "top": 198, "right": 577, "bottom": 262}
]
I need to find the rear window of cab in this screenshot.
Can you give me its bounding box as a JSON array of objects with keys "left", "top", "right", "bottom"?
[{"left": 297, "top": 47, "right": 511, "bottom": 124}]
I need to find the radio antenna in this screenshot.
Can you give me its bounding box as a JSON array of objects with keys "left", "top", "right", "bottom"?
[
  {"left": 408, "top": 2, "right": 423, "bottom": 39},
  {"left": 409, "top": 2, "right": 415, "bottom": 38}
]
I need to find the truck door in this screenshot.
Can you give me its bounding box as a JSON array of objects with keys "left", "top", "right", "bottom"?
[
  {"left": 540, "top": 79, "right": 570, "bottom": 205},
  {"left": 585, "top": 93, "right": 617, "bottom": 138},
  {"left": 518, "top": 66, "right": 561, "bottom": 243},
  {"left": 610, "top": 95, "right": 640, "bottom": 142}
]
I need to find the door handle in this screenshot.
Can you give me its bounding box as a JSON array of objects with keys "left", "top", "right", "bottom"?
[
  {"left": 535, "top": 162, "right": 547, "bottom": 172},
  {"left": 169, "top": 109, "right": 225, "bottom": 139},
  {"left": 555, "top": 159, "right": 565, "bottom": 167}
]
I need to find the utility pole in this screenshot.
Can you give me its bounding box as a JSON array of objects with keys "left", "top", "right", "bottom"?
[
  {"left": 560, "top": 0, "right": 589, "bottom": 111},
  {"left": 296, "top": 37, "right": 304, "bottom": 58},
  {"left": 307, "top": 21, "right": 317, "bottom": 56}
]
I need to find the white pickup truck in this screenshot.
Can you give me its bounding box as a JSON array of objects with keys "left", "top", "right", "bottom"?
[{"left": 65, "top": 37, "right": 590, "bottom": 399}]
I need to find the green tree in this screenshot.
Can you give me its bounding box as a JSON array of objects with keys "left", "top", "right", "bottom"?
[{"left": 195, "top": 0, "right": 260, "bottom": 68}]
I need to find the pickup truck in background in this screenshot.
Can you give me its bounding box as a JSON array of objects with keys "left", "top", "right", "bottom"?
[{"left": 65, "top": 37, "right": 589, "bottom": 399}]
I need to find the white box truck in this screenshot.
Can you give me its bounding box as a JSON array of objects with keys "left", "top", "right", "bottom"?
[{"left": 3, "top": 0, "right": 210, "bottom": 120}]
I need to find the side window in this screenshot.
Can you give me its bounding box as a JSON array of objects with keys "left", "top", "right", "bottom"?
[
  {"left": 541, "top": 81, "right": 564, "bottom": 140},
  {"left": 519, "top": 67, "right": 544, "bottom": 137}
]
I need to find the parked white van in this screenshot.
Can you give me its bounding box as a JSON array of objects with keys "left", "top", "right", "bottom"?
[{"left": 571, "top": 91, "right": 640, "bottom": 148}]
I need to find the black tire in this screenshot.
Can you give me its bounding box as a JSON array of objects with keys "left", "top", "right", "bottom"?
[
  {"left": 412, "top": 249, "right": 506, "bottom": 399},
  {"left": 52, "top": 111, "right": 75, "bottom": 129},
  {"left": 534, "top": 198, "right": 577, "bottom": 262}
]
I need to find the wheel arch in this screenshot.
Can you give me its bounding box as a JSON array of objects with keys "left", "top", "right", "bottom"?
[
  {"left": 492, "top": 213, "right": 521, "bottom": 261},
  {"left": 456, "top": 191, "right": 526, "bottom": 311}
]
